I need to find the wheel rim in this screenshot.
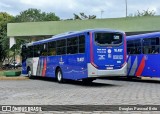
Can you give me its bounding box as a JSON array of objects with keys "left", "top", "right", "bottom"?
[
  {"left": 57, "top": 71, "right": 62, "bottom": 81},
  {"left": 28, "top": 70, "right": 31, "bottom": 77}
]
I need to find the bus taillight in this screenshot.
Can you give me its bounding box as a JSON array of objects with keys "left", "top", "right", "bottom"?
[
  {"left": 91, "top": 62, "right": 98, "bottom": 68},
  {"left": 90, "top": 32, "right": 98, "bottom": 69}
]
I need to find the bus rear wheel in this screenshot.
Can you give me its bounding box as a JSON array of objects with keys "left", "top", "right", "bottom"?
[{"left": 56, "top": 68, "right": 63, "bottom": 83}]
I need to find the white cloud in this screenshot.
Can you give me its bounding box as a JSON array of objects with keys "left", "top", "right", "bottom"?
[
  {"left": 0, "top": 0, "right": 160, "bottom": 19},
  {"left": 0, "top": 2, "right": 11, "bottom": 8}
]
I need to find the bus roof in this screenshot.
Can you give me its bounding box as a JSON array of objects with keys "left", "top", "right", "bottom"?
[
  {"left": 127, "top": 32, "right": 160, "bottom": 41},
  {"left": 27, "top": 28, "right": 124, "bottom": 46}
]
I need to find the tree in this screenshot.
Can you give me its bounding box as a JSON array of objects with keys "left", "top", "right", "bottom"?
[
  {"left": 13, "top": 8, "right": 60, "bottom": 22},
  {"left": 73, "top": 12, "right": 96, "bottom": 20},
  {"left": 0, "top": 9, "right": 61, "bottom": 66},
  {"left": 129, "top": 9, "right": 156, "bottom": 17},
  {"left": 10, "top": 8, "right": 61, "bottom": 65},
  {"left": 0, "top": 43, "right": 2, "bottom": 62},
  {"left": 73, "top": 13, "right": 82, "bottom": 20},
  {"left": 0, "top": 12, "right": 14, "bottom": 65},
  {"left": 12, "top": 8, "right": 60, "bottom": 53}
]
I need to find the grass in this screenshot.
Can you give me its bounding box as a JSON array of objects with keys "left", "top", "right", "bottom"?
[
  {"left": 0, "top": 69, "right": 28, "bottom": 80},
  {"left": 0, "top": 71, "right": 4, "bottom": 76}
]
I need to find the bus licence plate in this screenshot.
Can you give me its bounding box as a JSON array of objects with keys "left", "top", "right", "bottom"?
[{"left": 106, "top": 67, "right": 113, "bottom": 70}]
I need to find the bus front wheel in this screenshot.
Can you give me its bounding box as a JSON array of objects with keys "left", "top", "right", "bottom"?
[
  {"left": 27, "top": 67, "right": 32, "bottom": 79},
  {"left": 56, "top": 68, "right": 63, "bottom": 83}
]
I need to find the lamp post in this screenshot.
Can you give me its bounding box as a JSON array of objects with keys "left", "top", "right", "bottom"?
[
  {"left": 125, "top": 0, "right": 128, "bottom": 17},
  {"left": 101, "top": 10, "right": 104, "bottom": 19}
]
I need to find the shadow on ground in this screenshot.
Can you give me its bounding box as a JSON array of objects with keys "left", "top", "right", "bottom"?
[
  {"left": 30, "top": 76, "right": 119, "bottom": 87},
  {"left": 100, "top": 76, "right": 160, "bottom": 84}
]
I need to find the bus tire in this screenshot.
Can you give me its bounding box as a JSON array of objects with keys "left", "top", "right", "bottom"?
[
  {"left": 27, "top": 67, "right": 32, "bottom": 79},
  {"left": 56, "top": 68, "right": 63, "bottom": 83}
]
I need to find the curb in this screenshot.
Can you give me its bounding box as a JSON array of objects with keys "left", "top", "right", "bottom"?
[
  {"left": 141, "top": 77, "right": 151, "bottom": 79},
  {"left": 141, "top": 77, "right": 160, "bottom": 81},
  {"left": 0, "top": 76, "right": 29, "bottom": 80}
]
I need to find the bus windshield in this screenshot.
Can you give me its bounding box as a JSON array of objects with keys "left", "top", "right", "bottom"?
[{"left": 94, "top": 32, "right": 122, "bottom": 46}]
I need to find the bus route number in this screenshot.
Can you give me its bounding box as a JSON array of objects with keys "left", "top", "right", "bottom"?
[{"left": 77, "top": 57, "right": 84, "bottom": 62}]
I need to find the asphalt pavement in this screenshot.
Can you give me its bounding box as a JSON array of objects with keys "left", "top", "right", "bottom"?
[{"left": 0, "top": 77, "right": 160, "bottom": 113}]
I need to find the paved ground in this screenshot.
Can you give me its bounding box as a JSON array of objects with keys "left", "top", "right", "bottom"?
[{"left": 0, "top": 77, "right": 160, "bottom": 113}]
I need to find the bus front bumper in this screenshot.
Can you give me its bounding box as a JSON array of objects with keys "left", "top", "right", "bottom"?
[{"left": 87, "top": 63, "right": 127, "bottom": 78}]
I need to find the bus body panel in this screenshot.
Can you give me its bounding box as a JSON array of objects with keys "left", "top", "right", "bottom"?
[
  {"left": 45, "top": 56, "right": 57, "bottom": 77},
  {"left": 127, "top": 54, "right": 144, "bottom": 76},
  {"left": 27, "top": 53, "right": 88, "bottom": 80},
  {"left": 88, "top": 63, "right": 127, "bottom": 77},
  {"left": 22, "top": 29, "right": 127, "bottom": 81},
  {"left": 26, "top": 58, "right": 34, "bottom": 75},
  {"left": 63, "top": 54, "right": 88, "bottom": 80},
  {"left": 127, "top": 54, "right": 160, "bottom": 77},
  {"left": 142, "top": 55, "right": 160, "bottom": 77},
  {"left": 93, "top": 46, "right": 125, "bottom": 70},
  {"left": 88, "top": 32, "right": 127, "bottom": 77},
  {"left": 91, "top": 32, "right": 126, "bottom": 70},
  {"left": 22, "top": 61, "right": 27, "bottom": 74},
  {"left": 127, "top": 32, "right": 160, "bottom": 78}
]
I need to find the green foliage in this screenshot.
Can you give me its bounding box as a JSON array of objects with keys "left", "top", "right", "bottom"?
[
  {"left": 0, "top": 12, "right": 13, "bottom": 22},
  {"left": 73, "top": 13, "right": 82, "bottom": 20},
  {"left": 73, "top": 12, "right": 96, "bottom": 20},
  {"left": 11, "top": 8, "right": 60, "bottom": 63},
  {"left": 0, "top": 8, "right": 60, "bottom": 65},
  {"left": 12, "top": 8, "right": 60, "bottom": 49},
  {"left": 0, "top": 12, "right": 13, "bottom": 64},
  {"left": 0, "top": 70, "right": 4, "bottom": 76},
  {"left": 136, "top": 9, "right": 155, "bottom": 17},
  {"left": 129, "top": 9, "right": 156, "bottom": 17},
  {"left": 12, "top": 8, "right": 61, "bottom": 59},
  {"left": 13, "top": 8, "right": 60, "bottom": 22}
]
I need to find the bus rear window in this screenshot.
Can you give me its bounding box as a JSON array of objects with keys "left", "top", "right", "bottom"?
[{"left": 95, "top": 33, "right": 122, "bottom": 46}]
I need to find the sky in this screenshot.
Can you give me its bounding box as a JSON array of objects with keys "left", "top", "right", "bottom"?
[{"left": 0, "top": 0, "right": 160, "bottom": 19}]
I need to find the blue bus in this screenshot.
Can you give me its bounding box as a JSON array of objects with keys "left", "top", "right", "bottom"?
[
  {"left": 127, "top": 32, "right": 160, "bottom": 78},
  {"left": 21, "top": 29, "right": 127, "bottom": 83}
]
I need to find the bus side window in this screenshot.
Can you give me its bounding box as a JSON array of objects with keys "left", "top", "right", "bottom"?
[
  {"left": 153, "top": 38, "right": 159, "bottom": 54},
  {"left": 127, "top": 40, "right": 141, "bottom": 54},
  {"left": 155, "top": 46, "right": 159, "bottom": 54},
  {"left": 143, "top": 46, "right": 148, "bottom": 54},
  {"left": 143, "top": 37, "right": 160, "bottom": 54},
  {"left": 41, "top": 43, "right": 48, "bottom": 56},
  {"left": 56, "top": 39, "right": 66, "bottom": 55},
  {"left": 33, "top": 45, "right": 42, "bottom": 57},
  {"left": 48, "top": 41, "right": 56, "bottom": 56},
  {"left": 127, "top": 41, "right": 131, "bottom": 54},
  {"left": 67, "top": 37, "right": 78, "bottom": 54},
  {"left": 79, "top": 35, "right": 85, "bottom": 53},
  {"left": 27, "top": 46, "right": 33, "bottom": 58}
]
